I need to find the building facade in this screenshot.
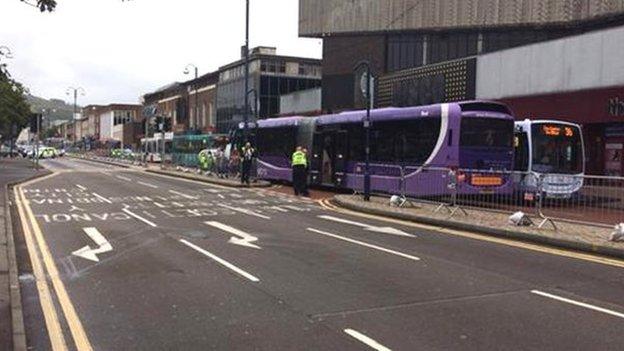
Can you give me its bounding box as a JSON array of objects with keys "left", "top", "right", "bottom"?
[
  {"left": 216, "top": 46, "right": 322, "bottom": 132},
  {"left": 300, "top": 0, "right": 624, "bottom": 112}
]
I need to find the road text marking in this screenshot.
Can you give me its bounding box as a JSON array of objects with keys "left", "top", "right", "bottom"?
[
  {"left": 218, "top": 204, "right": 271, "bottom": 220},
  {"left": 92, "top": 192, "right": 112, "bottom": 204},
  {"left": 76, "top": 184, "right": 87, "bottom": 191},
  {"left": 344, "top": 329, "right": 392, "bottom": 351},
  {"left": 115, "top": 175, "right": 132, "bottom": 182},
  {"left": 169, "top": 190, "right": 199, "bottom": 199},
  {"left": 122, "top": 208, "right": 157, "bottom": 227},
  {"left": 307, "top": 228, "right": 420, "bottom": 261},
  {"left": 531, "top": 290, "right": 624, "bottom": 319},
  {"left": 179, "top": 239, "right": 259, "bottom": 282}
]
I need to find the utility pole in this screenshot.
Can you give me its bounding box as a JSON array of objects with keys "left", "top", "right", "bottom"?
[
  {"left": 354, "top": 61, "right": 373, "bottom": 201},
  {"left": 66, "top": 87, "right": 85, "bottom": 148},
  {"left": 184, "top": 64, "right": 199, "bottom": 132},
  {"left": 243, "top": 0, "right": 250, "bottom": 142}
]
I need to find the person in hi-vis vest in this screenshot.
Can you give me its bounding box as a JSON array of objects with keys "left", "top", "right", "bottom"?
[{"left": 291, "top": 146, "right": 307, "bottom": 196}]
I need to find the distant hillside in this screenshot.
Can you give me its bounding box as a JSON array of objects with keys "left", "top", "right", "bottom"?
[{"left": 26, "top": 94, "right": 79, "bottom": 123}]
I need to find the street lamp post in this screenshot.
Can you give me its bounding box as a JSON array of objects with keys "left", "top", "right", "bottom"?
[
  {"left": 354, "top": 61, "right": 373, "bottom": 201},
  {"left": 184, "top": 64, "right": 199, "bottom": 132},
  {"left": 243, "top": 0, "right": 250, "bottom": 142},
  {"left": 246, "top": 89, "right": 258, "bottom": 121},
  {"left": 66, "top": 86, "right": 85, "bottom": 148}
]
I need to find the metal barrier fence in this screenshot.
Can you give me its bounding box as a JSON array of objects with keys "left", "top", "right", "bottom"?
[{"left": 352, "top": 164, "right": 624, "bottom": 230}]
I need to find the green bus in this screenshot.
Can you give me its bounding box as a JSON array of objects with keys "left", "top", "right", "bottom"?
[{"left": 172, "top": 134, "right": 228, "bottom": 167}]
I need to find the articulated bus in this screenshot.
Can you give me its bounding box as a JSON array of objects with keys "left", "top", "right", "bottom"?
[
  {"left": 513, "top": 119, "right": 585, "bottom": 198},
  {"left": 141, "top": 132, "right": 173, "bottom": 163},
  {"left": 236, "top": 101, "right": 516, "bottom": 197}
]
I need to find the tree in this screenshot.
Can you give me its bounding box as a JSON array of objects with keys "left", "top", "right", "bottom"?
[
  {"left": 0, "top": 53, "right": 31, "bottom": 143},
  {"left": 20, "top": 0, "right": 57, "bottom": 12}
]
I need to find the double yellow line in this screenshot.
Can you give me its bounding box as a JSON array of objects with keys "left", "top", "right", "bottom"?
[{"left": 13, "top": 173, "right": 93, "bottom": 351}]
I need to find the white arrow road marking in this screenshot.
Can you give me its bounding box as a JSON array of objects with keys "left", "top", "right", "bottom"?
[
  {"left": 72, "top": 227, "right": 113, "bottom": 262},
  {"left": 205, "top": 221, "right": 261, "bottom": 249},
  {"left": 531, "top": 290, "right": 624, "bottom": 319},
  {"left": 180, "top": 239, "right": 260, "bottom": 282},
  {"left": 307, "top": 228, "right": 420, "bottom": 261},
  {"left": 344, "top": 329, "right": 392, "bottom": 351},
  {"left": 92, "top": 192, "right": 112, "bottom": 204},
  {"left": 217, "top": 204, "right": 271, "bottom": 220},
  {"left": 122, "top": 207, "right": 157, "bottom": 227},
  {"left": 318, "top": 215, "right": 415, "bottom": 237},
  {"left": 169, "top": 190, "right": 199, "bottom": 199}
]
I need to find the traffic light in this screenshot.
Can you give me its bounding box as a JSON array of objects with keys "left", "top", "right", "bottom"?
[{"left": 29, "top": 113, "right": 41, "bottom": 133}]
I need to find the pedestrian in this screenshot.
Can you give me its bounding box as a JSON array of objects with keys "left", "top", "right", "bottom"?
[
  {"left": 229, "top": 148, "right": 240, "bottom": 178},
  {"left": 301, "top": 147, "right": 310, "bottom": 196},
  {"left": 214, "top": 146, "right": 225, "bottom": 178},
  {"left": 241, "top": 142, "right": 255, "bottom": 186},
  {"left": 291, "top": 146, "right": 307, "bottom": 195}
]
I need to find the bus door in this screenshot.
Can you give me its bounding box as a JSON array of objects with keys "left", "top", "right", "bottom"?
[
  {"left": 332, "top": 130, "right": 348, "bottom": 186},
  {"left": 310, "top": 132, "right": 323, "bottom": 185}
]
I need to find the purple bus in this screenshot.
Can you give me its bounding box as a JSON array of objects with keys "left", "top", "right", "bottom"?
[{"left": 250, "top": 101, "right": 515, "bottom": 197}]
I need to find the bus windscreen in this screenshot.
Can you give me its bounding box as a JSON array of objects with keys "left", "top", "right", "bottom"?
[{"left": 531, "top": 124, "right": 583, "bottom": 174}]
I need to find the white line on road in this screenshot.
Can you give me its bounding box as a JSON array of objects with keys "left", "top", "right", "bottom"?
[
  {"left": 307, "top": 228, "right": 420, "bottom": 261},
  {"left": 531, "top": 290, "right": 624, "bottom": 319},
  {"left": 169, "top": 190, "right": 199, "bottom": 199},
  {"left": 138, "top": 181, "right": 158, "bottom": 189},
  {"left": 122, "top": 208, "right": 157, "bottom": 227},
  {"left": 319, "top": 215, "right": 414, "bottom": 237},
  {"left": 92, "top": 192, "right": 113, "bottom": 204},
  {"left": 217, "top": 194, "right": 225, "bottom": 199},
  {"left": 115, "top": 175, "right": 132, "bottom": 182},
  {"left": 344, "top": 329, "right": 392, "bottom": 351},
  {"left": 179, "top": 239, "right": 260, "bottom": 282},
  {"left": 218, "top": 204, "right": 271, "bottom": 220},
  {"left": 153, "top": 202, "right": 166, "bottom": 208},
  {"left": 76, "top": 184, "right": 87, "bottom": 191}
]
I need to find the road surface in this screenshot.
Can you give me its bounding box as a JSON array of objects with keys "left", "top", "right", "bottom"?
[{"left": 11, "top": 158, "right": 624, "bottom": 350}]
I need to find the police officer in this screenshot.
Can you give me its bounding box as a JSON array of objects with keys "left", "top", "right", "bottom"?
[
  {"left": 241, "top": 142, "right": 255, "bottom": 186},
  {"left": 291, "top": 146, "right": 307, "bottom": 195}
]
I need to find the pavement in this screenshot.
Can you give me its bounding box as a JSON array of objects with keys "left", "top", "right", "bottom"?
[
  {"left": 10, "top": 157, "right": 624, "bottom": 350},
  {"left": 0, "top": 158, "right": 49, "bottom": 351}
]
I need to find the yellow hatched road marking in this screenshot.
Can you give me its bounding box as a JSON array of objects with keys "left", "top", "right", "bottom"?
[
  {"left": 318, "top": 199, "right": 624, "bottom": 269},
  {"left": 17, "top": 173, "right": 94, "bottom": 351},
  {"left": 14, "top": 186, "right": 68, "bottom": 351}
]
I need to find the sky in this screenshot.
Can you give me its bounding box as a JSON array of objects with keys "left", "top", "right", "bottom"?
[{"left": 0, "top": 0, "right": 322, "bottom": 106}]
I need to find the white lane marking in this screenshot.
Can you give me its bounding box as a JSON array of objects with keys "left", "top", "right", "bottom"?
[
  {"left": 217, "top": 204, "right": 271, "bottom": 220},
  {"left": 169, "top": 190, "right": 199, "bottom": 199},
  {"left": 92, "top": 193, "right": 113, "bottom": 204},
  {"left": 307, "top": 228, "right": 420, "bottom": 261},
  {"left": 115, "top": 175, "right": 132, "bottom": 182},
  {"left": 344, "top": 329, "right": 392, "bottom": 351},
  {"left": 531, "top": 290, "right": 624, "bottom": 319},
  {"left": 72, "top": 227, "right": 113, "bottom": 262},
  {"left": 205, "top": 221, "right": 261, "bottom": 249},
  {"left": 153, "top": 202, "right": 166, "bottom": 208},
  {"left": 76, "top": 184, "right": 87, "bottom": 191},
  {"left": 122, "top": 208, "right": 157, "bottom": 227},
  {"left": 179, "top": 239, "right": 260, "bottom": 282},
  {"left": 319, "top": 215, "right": 414, "bottom": 237},
  {"left": 271, "top": 206, "right": 288, "bottom": 213},
  {"left": 138, "top": 181, "right": 158, "bottom": 189},
  {"left": 217, "top": 194, "right": 226, "bottom": 199}
]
